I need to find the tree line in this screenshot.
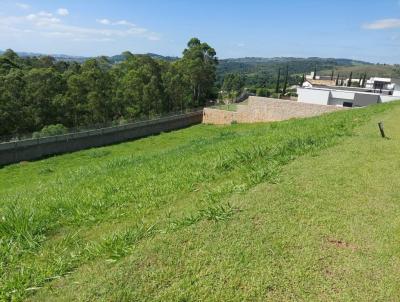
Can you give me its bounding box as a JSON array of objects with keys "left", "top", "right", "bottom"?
[{"left": 0, "top": 38, "right": 217, "bottom": 138}]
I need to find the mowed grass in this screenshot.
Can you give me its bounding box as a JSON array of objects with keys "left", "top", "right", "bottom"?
[{"left": 1, "top": 102, "right": 400, "bottom": 301}]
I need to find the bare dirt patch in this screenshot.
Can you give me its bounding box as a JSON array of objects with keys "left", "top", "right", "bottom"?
[{"left": 327, "top": 238, "right": 358, "bottom": 252}]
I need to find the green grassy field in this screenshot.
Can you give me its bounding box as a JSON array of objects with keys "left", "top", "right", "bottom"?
[{"left": 1, "top": 101, "right": 400, "bottom": 301}]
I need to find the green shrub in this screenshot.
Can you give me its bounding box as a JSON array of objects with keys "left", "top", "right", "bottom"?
[
  {"left": 256, "top": 88, "right": 270, "bottom": 97},
  {"left": 32, "top": 124, "right": 68, "bottom": 139}
]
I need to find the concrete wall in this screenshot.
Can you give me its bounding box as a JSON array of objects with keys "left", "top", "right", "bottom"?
[
  {"left": 330, "top": 90, "right": 355, "bottom": 100},
  {"left": 0, "top": 111, "right": 203, "bottom": 166},
  {"left": 298, "top": 87, "right": 400, "bottom": 106},
  {"left": 202, "top": 108, "right": 236, "bottom": 125},
  {"left": 203, "top": 97, "right": 343, "bottom": 125},
  {"left": 297, "top": 88, "right": 330, "bottom": 105},
  {"left": 380, "top": 95, "right": 400, "bottom": 103},
  {"left": 354, "top": 93, "right": 380, "bottom": 107}
]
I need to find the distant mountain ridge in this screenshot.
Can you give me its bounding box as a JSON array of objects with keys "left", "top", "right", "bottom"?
[
  {"left": 0, "top": 50, "right": 178, "bottom": 63},
  {"left": 0, "top": 49, "right": 374, "bottom": 66},
  {"left": 3, "top": 49, "right": 397, "bottom": 79},
  {"left": 220, "top": 57, "right": 372, "bottom": 66}
]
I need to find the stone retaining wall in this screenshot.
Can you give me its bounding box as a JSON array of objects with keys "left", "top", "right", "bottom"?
[{"left": 203, "top": 97, "right": 344, "bottom": 125}]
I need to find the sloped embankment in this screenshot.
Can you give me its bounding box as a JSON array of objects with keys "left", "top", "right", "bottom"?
[{"left": 0, "top": 101, "right": 398, "bottom": 301}]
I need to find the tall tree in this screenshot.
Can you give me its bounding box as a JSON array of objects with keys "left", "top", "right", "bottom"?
[
  {"left": 330, "top": 70, "right": 334, "bottom": 81},
  {"left": 179, "top": 38, "right": 218, "bottom": 107},
  {"left": 275, "top": 68, "right": 281, "bottom": 93},
  {"left": 282, "top": 66, "right": 289, "bottom": 95},
  {"left": 348, "top": 72, "right": 353, "bottom": 87},
  {"left": 23, "top": 68, "right": 66, "bottom": 129},
  {"left": 335, "top": 73, "right": 340, "bottom": 86},
  {"left": 163, "top": 62, "right": 190, "bottom": 112},
  {"left": 0, "top": 70, "right": 26, "bottom": 135},
  {"left": 362, "top": 73, "right": 368, "bottom": 88}
]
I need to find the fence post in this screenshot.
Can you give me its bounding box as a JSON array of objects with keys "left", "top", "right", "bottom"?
[{"left": 378, "top": 122, "right": 386, "bottom": 138}]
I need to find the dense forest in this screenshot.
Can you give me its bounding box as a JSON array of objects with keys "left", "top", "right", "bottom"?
[
  {"left": 0, "top": 38, "right": 217, "bottom": 139},
  {"left": 3, "top": 42, "right": 399, "bottom": 140}
]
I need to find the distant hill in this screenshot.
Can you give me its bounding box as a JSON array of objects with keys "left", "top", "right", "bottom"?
[
  {"left": 0, "top": 50, "right": 88, "bottom": 63},
  {"left": 0, "top": 50, "right": 179, "bottom": 63},
  {"left": 2, "top": 49, "right": 398, "bottom": 82},
  {"left": 108, "top": 53, "right": 178, "bottom": 64},
  {"left": 319, "top": 64, "right": 400, "bottom": 79},
  {"left": 216, "top": 57, "right": 399, "bottom": 87},
  {"left": 217, "top": 57, "right": 372, "bottom": 76}
]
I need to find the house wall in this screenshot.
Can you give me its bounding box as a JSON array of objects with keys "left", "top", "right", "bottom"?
[
  {"left": 298, "top": 87, "right": 400, "bottom": 107},
  {"left": 353, "top": 93, "right": 380, "bottom": 107},
  {"left": 330, "top": 90, "right": 355, "bottom": 100},
  {"left": 297, "top": 88, "right": 330, "bottom": 105},
  {"left": 380, "top": 95, "right": 400, "bottom": 103}
]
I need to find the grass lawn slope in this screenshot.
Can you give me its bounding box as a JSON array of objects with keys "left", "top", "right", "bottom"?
[{"left": 1, "top": 101, "right": 400, "bottom": 301}]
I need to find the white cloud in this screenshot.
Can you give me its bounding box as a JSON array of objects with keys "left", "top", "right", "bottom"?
[
  {"left": 38, "top": 11, "right": 53, "bottom": 18},
  {"left": 148, "top": 35, "right": 160, "bottom": 41},
  {"left": 97, "top": 19, "right": 136, "bottom": 27},
  {"left": 114, "top": 20, "right": 136, "bottom": 27},
  {"left": 97, "top": 18, "right": 111, "bottom": 25},
  {"left": 16, "top": 3, "right": 30, "bottom": 10},
  {"left": 57, "top": 8, "right": 69, "bottom": 16},
  {"left": 25, "top": 13, "right": 60, "bottom": 26},
  {"left": 363, "top": 18, "right": 400, "bottom": 30},
  {"left": 0, "top": 11, "right": 160, "bottom": 42}
]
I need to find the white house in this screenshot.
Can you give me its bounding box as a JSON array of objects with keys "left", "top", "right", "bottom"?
[
  {"left": 364, "top": 77, "right": 400, "bottom": 96},
  {"left": 298, "top": 76, "right": 400, "bottom": 107},
  {"left": 297, "top": 86, "right": 399, "bottom": 107}
]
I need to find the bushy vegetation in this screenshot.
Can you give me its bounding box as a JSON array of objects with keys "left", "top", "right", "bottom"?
[
  {"left": 0, "top": 38, "right": 217, "bottom": 138},
  {"left": 0, "top": 102, "right": 396, "bottom": 301},
  {"left": 32, "top": 124, "right": 68, "bottom": 139},
  {"left": 219, "top": 73, "right": 246, "bottom": 100}
]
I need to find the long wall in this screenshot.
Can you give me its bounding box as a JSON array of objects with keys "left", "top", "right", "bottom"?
[
  {"left": 0, "top": 111, "right": 203, "bottom": 166},
  {"left": 203, "top": 97, "right": 343, "bottom": 125}
]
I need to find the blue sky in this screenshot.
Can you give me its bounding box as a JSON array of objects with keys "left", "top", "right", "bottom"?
[{"left": 1, "top": 0, "right": 400, "bottom": 63}]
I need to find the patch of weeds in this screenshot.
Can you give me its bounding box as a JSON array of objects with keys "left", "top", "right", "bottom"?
[
  {"left": 0, "top": 204, "right": 48, "bottom": 249},
  {"left": 38, "top": 167, "right": 55, "bottom": 175},
  {"left": 247, "top": 163, "right": 281, "bottom": 186},
  {"left": 170, "top": 203, "right": 238, "bottom": 230},
  {"left": 200, "top": 203, "right": 238, "bottom": 222},
  {"left": 270, "top": 122, "right": 279, "bottom": 130},
  {"left": 85, "top": 224, "right": 157, "bottom": 260},
  {"left": 87, "top": 149, "right": 111, "bottom": 158}
]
